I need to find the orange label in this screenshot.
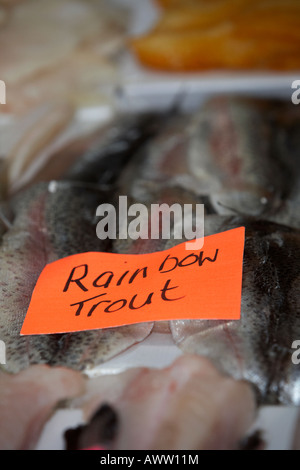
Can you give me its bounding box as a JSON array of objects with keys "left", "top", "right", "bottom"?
[{"left": 20, "top": 227, "right": 245, "bottom": 335}]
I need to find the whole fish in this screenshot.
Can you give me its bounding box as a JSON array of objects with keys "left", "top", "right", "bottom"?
[
  {"left": 170, "top": 215, "right": 300, "bottom": 405},
  {"left": 115, "top": 96, "right": 297, "bottom": 221},
  {"left": 0, "top": 181, "right": 153, "bottom": 374}
]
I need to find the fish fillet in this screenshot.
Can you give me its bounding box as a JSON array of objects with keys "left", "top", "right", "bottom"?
[
  {"left": 66, "top": 355, "right": 256, "bottom": 450},
  {"left": 0, "top": 364, "right": 86, "bottom": 450}
]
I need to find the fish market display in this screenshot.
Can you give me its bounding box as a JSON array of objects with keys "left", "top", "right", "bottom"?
[
  {"left": 0, "top": 89, "right": 299, "bottom": 450},
  {"left": 131, "top": 0, "right": 300, "bottom": 71},
  {"left": 65, "top": 355, "right": 256, "bottom": 450},
  {"left": 170, "top": 215, "right": 300, "bottom": 405},
  {"left": 0, "top": 364, "right": 86, "bottom": 450}
]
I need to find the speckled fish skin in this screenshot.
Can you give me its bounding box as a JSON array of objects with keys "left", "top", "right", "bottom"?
[
  {"left": 170, "top": 215, "right": 300, "bottom": 405},
  {"left": 0, "top": 182, "right": 153, "bottom": 374}
]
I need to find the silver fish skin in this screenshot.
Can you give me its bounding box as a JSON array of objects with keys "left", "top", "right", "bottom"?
[
  {"left": 0, "top": 181, "right": 153, "bottom": 374},
  {"left": 170, "top": 215, "right": 300, "bottom": 405},
  {"left": 115, "top": 112, "right": 191, "bottom": 203},
  {"left": 62, "top": 112, "right": 166, "bottom": 188}
]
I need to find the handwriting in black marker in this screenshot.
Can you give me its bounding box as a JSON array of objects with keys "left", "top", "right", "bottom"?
[{"left": 66, "top": 248, "right": 220, "bottom": 318}]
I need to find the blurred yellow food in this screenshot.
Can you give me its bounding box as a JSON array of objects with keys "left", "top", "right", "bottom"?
[
  {"left": 155, "top": 0, "right": 222, "bottom": 8},
  {"left": 131, "top": 0, "right": 300, "bottom": 72},
  {"left": 153, "top": 0, "right": 253, "bottom": 32}
]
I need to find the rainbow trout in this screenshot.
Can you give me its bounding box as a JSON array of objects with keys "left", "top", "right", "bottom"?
[
  {"left": 114, "top": 96, "right": 299, "bottom": 224},
  {"left": 0, "top": 182, "right": 153, "bottom": 374},
  {"left": 0, "top": 111, "right": 170, "bottom": 373}
]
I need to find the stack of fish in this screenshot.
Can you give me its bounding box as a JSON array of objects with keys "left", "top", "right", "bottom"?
[{"left": 0, "top": 95, "right": 299, "bottom": 450}]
